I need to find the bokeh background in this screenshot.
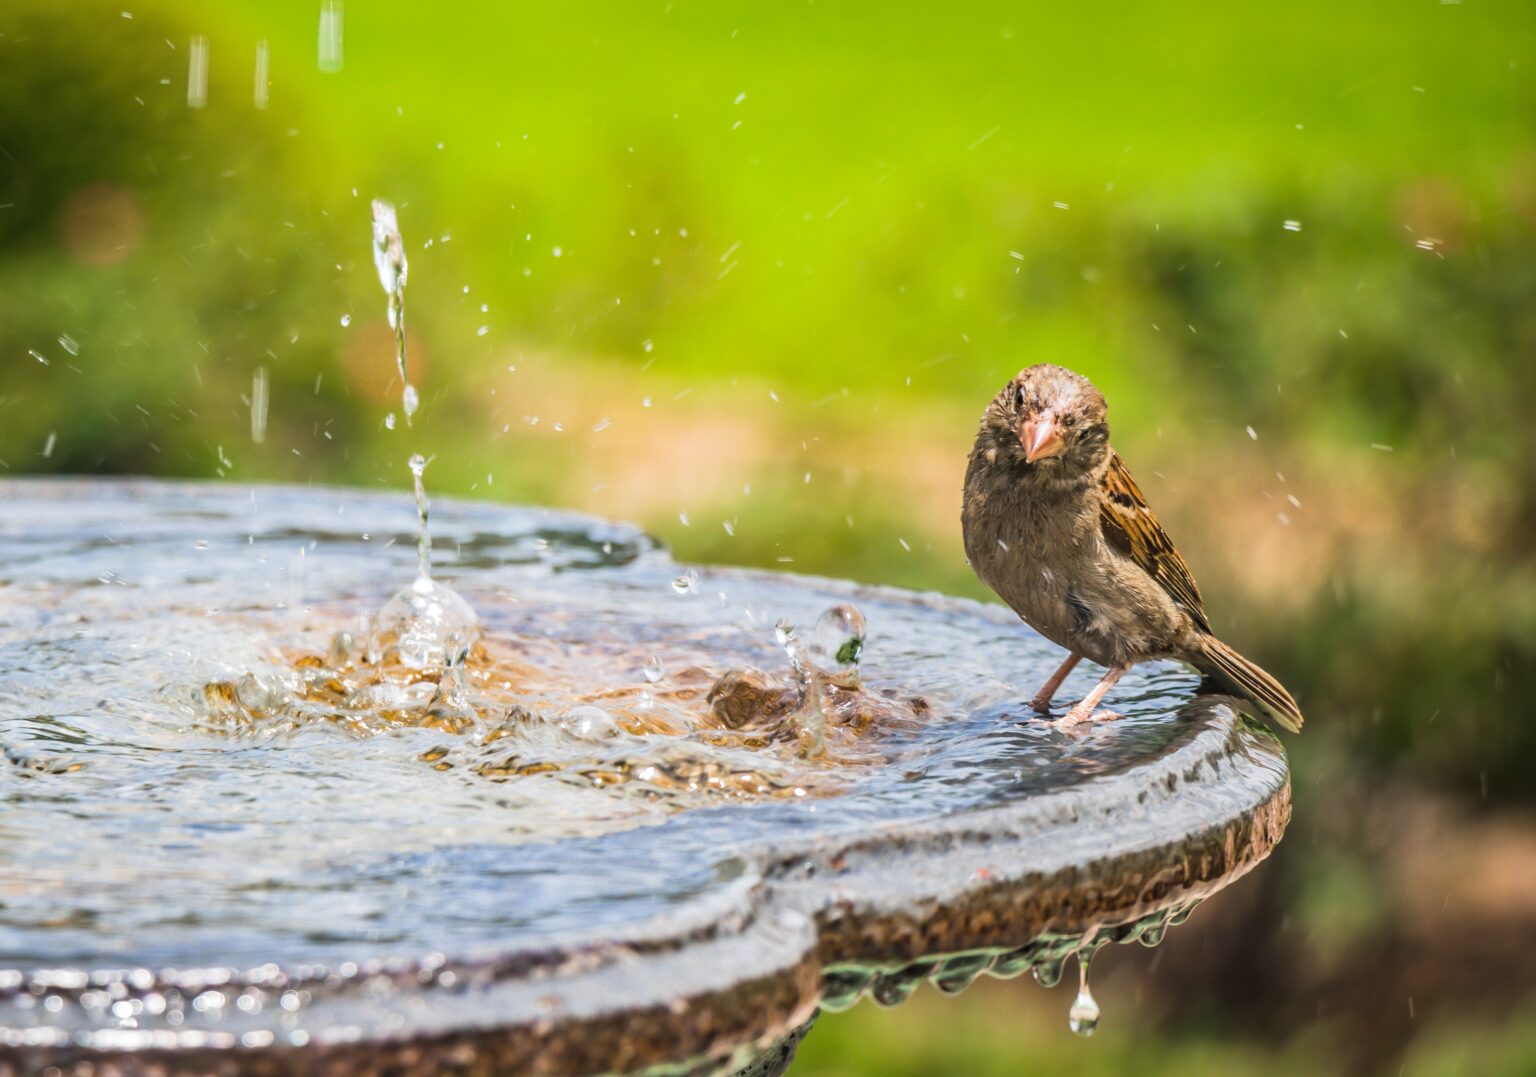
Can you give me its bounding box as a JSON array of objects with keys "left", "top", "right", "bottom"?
[{"left": 4, "top": 1, "right": 1535, "bottom": 1072}]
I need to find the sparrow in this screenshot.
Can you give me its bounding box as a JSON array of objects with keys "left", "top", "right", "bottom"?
[{"left": 960, "top": 363, "right": 1303, "bottom": 731}]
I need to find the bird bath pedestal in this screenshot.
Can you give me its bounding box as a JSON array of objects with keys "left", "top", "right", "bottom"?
[{"left": 0, "top": 480, "right": 1289, "bottom": 1076}]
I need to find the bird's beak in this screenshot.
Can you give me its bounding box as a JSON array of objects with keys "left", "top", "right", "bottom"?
[{"left": 1020, "top": 413, "right": 1066, "bottom": 463}]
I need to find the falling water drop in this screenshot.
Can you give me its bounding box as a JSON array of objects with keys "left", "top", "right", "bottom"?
[
  {"left": 340, "top": 313, "right": 351, "bottom": 327},
  {"left": 371, "top": 199, "right": 417, "bottom": 427},
  {"left": 671, "top": 568, "right": 699, "bottom": 595},
  {"left": 253, "top": 39, "right": 270, "bottom": 109},
  {"left": 187, "top": 36, "right": 209, "bottom": 109},
  {"left": 250, "top": 367, "right": 269, "bottom": 444},
  {"left": 642, "top": 655, "right": 665, "bottom": 683},
  {"left": 318, "top": 0, "right": 344, "bottom": 73},
  {"left": 1068, "top": 949, "right": 1101, "bottom": 1036}
]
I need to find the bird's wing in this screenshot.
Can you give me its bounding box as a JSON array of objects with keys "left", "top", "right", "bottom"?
[{"left": 1098, "top": 451, "right": 1211, "bottom": 632}]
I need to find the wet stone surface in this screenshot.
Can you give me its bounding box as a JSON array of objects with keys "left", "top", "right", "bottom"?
[{"left": 0, "top": 479, "right": 1290, "bottom": 1074}]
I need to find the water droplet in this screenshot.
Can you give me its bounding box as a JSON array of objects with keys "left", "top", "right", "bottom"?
[
  {"left": 339, "top": 313, "right": 351, "bottom": 327},
  {"left": 810, "top": 603, "right": 866, "bottom": 669},
  {"left": 1068, "top": 952, "right": 1101, "bottom": 1036},
  {"left": 384, "top": 412, "right": 397, "bottom": 430},
  {"left": 642, "top": 655, "right": 664, "bottom": 683},
  {"left": 1283, "top": 219, "right": 1302, "bottom": 232},
  {"left": 402, "top": 383, "right": 420, "bottom": 418},
  {"left": 58, "top": 334, "right": 80, "bottom": 357},
  {"left": 671, "top": 568, "right": 699, "bottom": 595}
]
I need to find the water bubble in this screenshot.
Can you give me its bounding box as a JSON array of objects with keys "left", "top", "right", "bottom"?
[
  {"left": 671, "top": 569, "right": 700, "bottom": 595},
  {"left": 810, "top": 603, "right": 866, "bottom": 669},
  {"left": 643, "top": 655, "right": 665, "bottom": 683},
  {"left": 368, "top": 576, "right": 480, "bottom": 671},
  {"left": 561, "top": 705, "right": 619, "bottom": 740}
]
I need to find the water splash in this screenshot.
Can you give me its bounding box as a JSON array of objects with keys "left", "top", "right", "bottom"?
[
  {"left": 371, "top": 199, "right": 417, "bottom": 425},
  {"left": 776, "top": 618, "right": 827, "bottom": 757},
  {"left": 360, "top": 203, "right": 478, "bottom": 673}
]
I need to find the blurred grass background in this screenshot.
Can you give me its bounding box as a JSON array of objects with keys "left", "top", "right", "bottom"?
[{"left": 3, "top": 1, "right": 1535, "bottom": 1072}]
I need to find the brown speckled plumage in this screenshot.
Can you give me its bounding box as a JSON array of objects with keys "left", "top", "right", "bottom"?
[{"left": 961, "top": 364, "right": 1303, "bottom": 731}]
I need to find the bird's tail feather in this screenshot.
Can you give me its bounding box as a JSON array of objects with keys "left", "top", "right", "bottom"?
[{"left": 1194, "top": 636, "right": 1304, "bottom": 733}]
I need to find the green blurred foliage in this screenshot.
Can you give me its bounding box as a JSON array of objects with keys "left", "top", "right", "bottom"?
[{"left": 3, "top": 0, "right": 1536, "bottom": 1072}]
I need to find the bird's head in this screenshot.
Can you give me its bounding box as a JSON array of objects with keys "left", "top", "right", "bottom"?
[{"left": 980, "top": 364, "right": 1111, "bottom": 482}]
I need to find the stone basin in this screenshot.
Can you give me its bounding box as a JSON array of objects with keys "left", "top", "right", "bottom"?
[{"left": 0, "top": 479, "right": 1290, "bottom": 1075}]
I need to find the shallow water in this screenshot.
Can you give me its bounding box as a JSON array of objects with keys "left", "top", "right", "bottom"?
[{"left": 0, "top": 478, "right": 1251, "bottom": 978}]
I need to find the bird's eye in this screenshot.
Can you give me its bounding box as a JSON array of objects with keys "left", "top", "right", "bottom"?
[
  {"left": 1013, "top": 386, "right": 1026, "bottom": 411},
  {"left": 1062, "top": 415, "right": 1077, "bottom": 429}
]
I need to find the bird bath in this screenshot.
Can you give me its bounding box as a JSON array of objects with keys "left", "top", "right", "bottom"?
[{"left": 0, "top": 478, "right": 1289, "bottom": 1075}]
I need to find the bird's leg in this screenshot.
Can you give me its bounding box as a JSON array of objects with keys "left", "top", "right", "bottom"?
[
  {"left": 1058, "top": 665, "right": 1127, "bottom": 727},
  {"left": 1030, "top": 652, "right": 1082, "bottom": 713}
]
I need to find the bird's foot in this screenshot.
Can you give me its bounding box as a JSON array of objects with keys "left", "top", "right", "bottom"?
[
  {"left": 1028, "top": 693, "right": 1055, "bottom": 714},
  {"left": 1055, "top": 705, "right": 1123, "bottom": 729}
]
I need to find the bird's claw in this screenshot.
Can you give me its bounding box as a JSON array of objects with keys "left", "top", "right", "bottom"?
[{"left": 1055, "top": 707, "right": 1123, "bottom": 729}]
